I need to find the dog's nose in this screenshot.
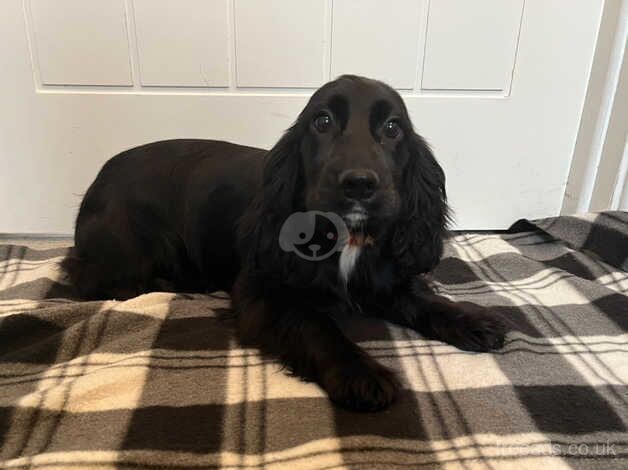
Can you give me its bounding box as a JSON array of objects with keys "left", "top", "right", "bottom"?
[{"left": 339, "top": 169, "right": 379, "bottom": 200}]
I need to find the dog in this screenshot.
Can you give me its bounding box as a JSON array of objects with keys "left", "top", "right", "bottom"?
[{"left": 63, "top": 75, "right": 505, "bottom": 411}]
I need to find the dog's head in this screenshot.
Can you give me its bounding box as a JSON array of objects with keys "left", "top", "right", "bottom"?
[{"left": 243, "top": 75, "right": 448, "bottom": 277}]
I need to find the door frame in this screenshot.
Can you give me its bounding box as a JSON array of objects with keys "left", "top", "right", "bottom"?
[{"left": 562, "top": 0, "right": 628, "bottom": 213}]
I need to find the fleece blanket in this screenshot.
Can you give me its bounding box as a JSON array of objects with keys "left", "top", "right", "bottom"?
[{"left": 1, "top": 212, "right": 627, "bottom": 469}]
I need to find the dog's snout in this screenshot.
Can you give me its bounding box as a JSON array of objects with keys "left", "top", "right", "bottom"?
[{"left": 339, "top": 169, "right": 379, "bottom": 200}]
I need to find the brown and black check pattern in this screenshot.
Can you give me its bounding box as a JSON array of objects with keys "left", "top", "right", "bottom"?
[{"left": 1, "top": 212, "right": 627, "bottom": 469}]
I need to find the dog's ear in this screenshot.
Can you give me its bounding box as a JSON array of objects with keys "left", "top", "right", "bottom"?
[
  {"left": 392, "top": 133, "right": 449, "bottom": 276},
  {"left": 237, "top": 123, "right": 304, "bottom": 276},
  {"left": 260, "top": 124, "right": 304, "bottom": 217}
]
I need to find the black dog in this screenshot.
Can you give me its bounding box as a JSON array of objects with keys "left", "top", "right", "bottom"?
[{"left": 63, "top": 75, "right": 504, "bottom": 411}]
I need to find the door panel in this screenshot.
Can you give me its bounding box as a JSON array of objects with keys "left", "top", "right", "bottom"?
[
  {"left": 331, "top": 0, "right": 424, "bottom": 89},
  {"left": 133, "top": 0, "right": 230, "bottom": 87},
  {"left": 29, "top": 0, "right": 132, "bottom": 86},
  {"left": 234, "top": 0, "right": 328, "bottom": 88},
  {"left": 422, "top": 0, "right": 524, "bottom": 91},
  {"left": 0, "top": 0, "right": 603, "bottom": 233}
]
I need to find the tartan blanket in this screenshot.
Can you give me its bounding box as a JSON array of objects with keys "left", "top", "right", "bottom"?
[{"left": 1, "top": 212, "right": 627, "bottom": 469}]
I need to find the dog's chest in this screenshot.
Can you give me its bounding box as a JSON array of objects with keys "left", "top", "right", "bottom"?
[
  {"left": 338, "top": 244, "right": 361, "bottom": 284},
  {"left": 337, "top": 244, "right": 395, "bottom": 294}
]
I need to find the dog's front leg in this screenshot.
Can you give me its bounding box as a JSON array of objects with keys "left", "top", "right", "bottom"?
[
  {"left": 233, "top": 278, "right": 399, "bottom": 411},
  {"left": 377, "top": 277, "right": 505, "bottom": 352}
]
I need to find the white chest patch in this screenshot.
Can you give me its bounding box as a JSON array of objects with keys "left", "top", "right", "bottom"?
[{"left": 339, "top": 243, "right": 362, "bottom": 285}]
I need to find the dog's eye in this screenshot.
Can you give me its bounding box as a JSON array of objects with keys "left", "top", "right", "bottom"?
[
  {"left": 384, "top": 119, "right": 401, "bottom": 139},
  {"left": 313, "top": 113, "right": 333, "bottom": 133}
]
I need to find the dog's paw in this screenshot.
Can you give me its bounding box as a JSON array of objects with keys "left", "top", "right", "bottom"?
[
  {"left": 323, "top": 359, "right": 400, "bottom": 412},
  {"left": 449, "top": 304, "right": 506, "bottom": 352}
]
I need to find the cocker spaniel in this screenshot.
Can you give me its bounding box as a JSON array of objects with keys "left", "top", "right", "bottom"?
[{"left": 63, "top": 75, "right": 505, "bottom": 411}]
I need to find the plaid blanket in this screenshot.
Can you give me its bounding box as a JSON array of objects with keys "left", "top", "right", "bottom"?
[{"left": 1, "top": 212, "right": 626, "bottom": 469}]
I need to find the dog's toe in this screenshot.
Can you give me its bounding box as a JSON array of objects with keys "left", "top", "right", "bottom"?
[
  {"left": 323, "top": 360, "right": 400, "bottom": 412},
  {"left": 456, "top": 310, "right": 506, "bottom": 352}
]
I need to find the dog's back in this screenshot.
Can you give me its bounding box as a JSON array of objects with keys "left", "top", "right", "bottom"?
[{"left": 63, "top": 139, "right": 265, "bottom": 299}]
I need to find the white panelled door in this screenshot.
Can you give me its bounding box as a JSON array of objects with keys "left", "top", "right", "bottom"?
[{"left": 0, "top": 0, "right": 603, "bottom": 233}]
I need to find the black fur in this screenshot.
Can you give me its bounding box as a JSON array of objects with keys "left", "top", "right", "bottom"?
[{"left": 64, "top": 75, "right": 504, "bottom": 411}]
